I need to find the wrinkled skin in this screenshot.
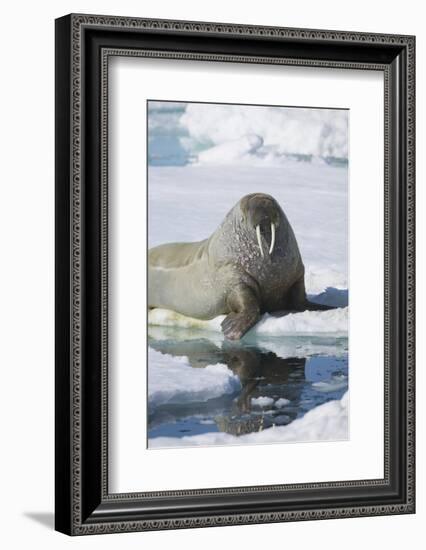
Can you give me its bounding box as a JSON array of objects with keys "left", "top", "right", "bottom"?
[{"left": 148, "top": 193, "right": 333, "bottom": 340}]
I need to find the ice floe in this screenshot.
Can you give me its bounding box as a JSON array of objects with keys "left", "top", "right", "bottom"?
[
  {"left": 148, "top": 306, "right": 348, "bottom": 338},
  {"left": 148, "top": 348, "right": 241, "bottom": 408}
]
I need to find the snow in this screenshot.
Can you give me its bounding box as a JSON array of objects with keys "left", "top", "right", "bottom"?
[
  {"left": 149, "top": 391, "right": 349, "bottom": 448},
  {"left": 148, "top": 348, "right": 241, "bottom": 408},
  {"left": 253, "top": 308, "right": 348, "bottom": 335}
]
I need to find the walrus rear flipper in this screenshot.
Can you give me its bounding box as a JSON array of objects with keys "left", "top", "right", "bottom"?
[
  {"left": 304, "top": 300, "right": 337, "bottom": 312},
  {"left": 289, "top": 278, "right": 337, "bottom": 312}
]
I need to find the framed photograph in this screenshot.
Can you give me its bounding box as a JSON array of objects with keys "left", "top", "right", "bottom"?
[{"left": 55, "top": 14, "right": 415, "bottom": 535}]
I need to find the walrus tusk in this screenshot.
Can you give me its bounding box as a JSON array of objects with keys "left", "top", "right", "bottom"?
[
  {"left": 256, "top": 225, "right": 264, "bottom": 258},
  {"left": 269, "top": 222, "right": 276, "bottom": 255}
]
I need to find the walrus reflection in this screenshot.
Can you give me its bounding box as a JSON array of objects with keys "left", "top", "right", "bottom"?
[
  {"left": 148, "top": 335, "right": 306, "bottom": 435},
  {"left": 221, "top": 346, "right": 303, "bottom": 410},
  {"left": 218, "top": 348, "right": 305, "bottom": 434}
]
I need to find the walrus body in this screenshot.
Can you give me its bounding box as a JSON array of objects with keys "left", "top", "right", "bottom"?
[{"left": 148, "top": 193, "right": 332, "bottom": 340}]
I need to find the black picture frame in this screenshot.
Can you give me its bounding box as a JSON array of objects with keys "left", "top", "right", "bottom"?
[{"left": 55, "top": 13, "right": 415, "bottom": 535}]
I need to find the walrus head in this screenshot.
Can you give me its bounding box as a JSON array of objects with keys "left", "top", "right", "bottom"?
[{"left": 239, "top": 193, "right": 281, "bottom": 258}]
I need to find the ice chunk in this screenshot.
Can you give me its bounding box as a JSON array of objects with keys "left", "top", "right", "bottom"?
[
  {"left": 148, "top": 348, "right": 241, "bottom": 408},
  {"left": 251, "top": 396, "right": 274, "bottom": 408},
  {"left": 180, "top": 104, "right": 348, "bottom": 163},
  {"left": 197, "top": 134, "right": 263, "bottom": 165}
]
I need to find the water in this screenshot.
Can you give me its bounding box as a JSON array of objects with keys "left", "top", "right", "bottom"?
[
  {"left": 147, "top": 326, "right": 348, "bottom": 446},
  {"left": 148, "top": 102, "right": 191, "bottom": 166}
]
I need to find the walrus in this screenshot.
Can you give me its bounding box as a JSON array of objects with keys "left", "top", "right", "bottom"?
[{"left": 148, "top": 193, "right": 333, "bottom": 340}]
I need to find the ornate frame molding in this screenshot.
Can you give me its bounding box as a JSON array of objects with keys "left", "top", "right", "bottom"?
[{"left": 55, "top": 14, "right": 415, "bottom": 535}]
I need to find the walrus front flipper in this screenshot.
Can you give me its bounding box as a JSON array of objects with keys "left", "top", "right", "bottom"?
[
  {"left": 221, "top": 311, "right": 260, "bottom": 340},
  {"left": 221, "top": 285, "right": 260, "bottom": 341}
]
